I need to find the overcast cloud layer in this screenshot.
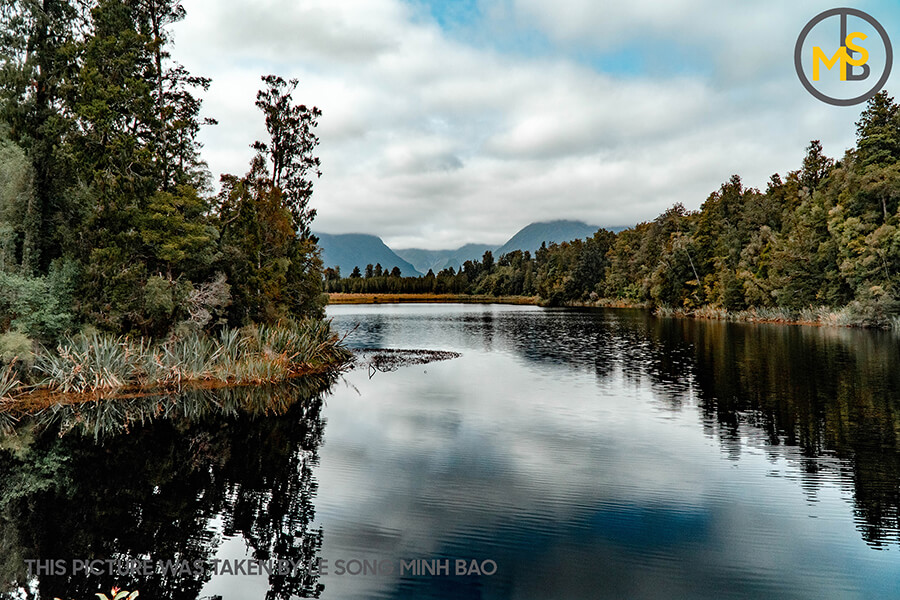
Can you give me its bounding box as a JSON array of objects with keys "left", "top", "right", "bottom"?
[{"left": 171, "top": 0, "right": 900, "bottom": 249}]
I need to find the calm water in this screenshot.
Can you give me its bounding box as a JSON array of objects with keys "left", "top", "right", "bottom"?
[{"left": 2, "top": 304, "right": 899, "bottom": 599}]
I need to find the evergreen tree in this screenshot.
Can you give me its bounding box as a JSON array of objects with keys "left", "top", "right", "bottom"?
[
  {"left": 856, "top": 91, "right": 900, "bottom": 166},
  {"left": 251, "top": 75, "right": 321, "bottom": 238}
]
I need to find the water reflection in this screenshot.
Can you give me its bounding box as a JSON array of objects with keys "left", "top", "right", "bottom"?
[
  {"left": 0, "top": 377, "right": 336, "bottom": 599},
  {"left": 646, "top": 318, "right": 900, "bottom": 549},
  {"left": 332, "top": 305, "right": 900, "bottom": 550},
  {"left": 1, "top": 305, "right": 898, "bottom": 600}
]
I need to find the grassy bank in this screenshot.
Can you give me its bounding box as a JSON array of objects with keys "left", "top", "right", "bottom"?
[
  {"left": 328, "top": 293, "right": 541, "bottom": 305},
  {"left": 329, "top": 292, "right": 899, "bottom": 330},
  {"left": 0, "top": 320, "right": 352, "bottom": 405},
  {"left": 654, "top": 304, "right": 900, "bottom": 329},
  {"left": 567, "top": 296, "right": 899, "bottom": 328}
]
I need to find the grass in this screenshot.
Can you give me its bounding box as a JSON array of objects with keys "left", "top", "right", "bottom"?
[
  {"left": 655, "top": 304, "right": 900, "bottom": 329},
  {"left": 1, "top": 320, "right": 351, "bottom": 404},
  {"left": 0, "top": 364, "right": 20, "bottom": 401}
]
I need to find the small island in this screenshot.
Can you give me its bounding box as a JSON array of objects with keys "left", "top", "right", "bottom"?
[{"left": 0, "top": 6, "right": 348, "bottom": 406}]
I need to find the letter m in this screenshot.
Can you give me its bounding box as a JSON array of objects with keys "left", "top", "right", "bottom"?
[{"left": 813, "top": 46, "right": 848, "bottom": 81}]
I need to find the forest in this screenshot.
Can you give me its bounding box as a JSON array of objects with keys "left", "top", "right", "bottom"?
[
  {"left": 329, "top": 93, "right": 900, "bottom": 327},
  {"left": 0, "top": 0, "right": 346, "bottom": 397}
]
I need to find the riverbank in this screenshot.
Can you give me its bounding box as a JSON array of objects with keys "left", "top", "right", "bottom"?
[
  {"left": 0, "top": 320, "right": 353, "bottom": 407},
  {"left": 653, "top": 304, "right": 900, "bottom": 329},
  {"left": 572, "top": 299, "right": 899, "bottom": 329},
  {"left": 328, "top": 293, "right": 541, "bottom": 305},
  {"left": 329, "top": 293, "right": 899, "bottom": 330}
]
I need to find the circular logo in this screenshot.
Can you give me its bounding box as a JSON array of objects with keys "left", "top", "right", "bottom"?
[{"left": 794, "top": 8, "right": 892, "bottom": 106}]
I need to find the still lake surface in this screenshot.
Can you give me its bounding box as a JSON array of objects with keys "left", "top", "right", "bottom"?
[{"left": 2, "top": 304, "right": 899, "bottom": 599}]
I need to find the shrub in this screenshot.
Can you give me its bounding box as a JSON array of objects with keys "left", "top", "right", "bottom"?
[{"left": 0, "top": 331, "right": 33, "bottom": 365}]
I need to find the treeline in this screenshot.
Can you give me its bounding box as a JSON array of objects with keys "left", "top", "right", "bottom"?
[
  {"left": 325, "top": 263, "right": 469, "bottom": 294},
  {"left": 0, "top": 1, "right": 326, "bottom": 351},
  {"left": 329, "top": 93, "right": 900, "bottom": 325}
]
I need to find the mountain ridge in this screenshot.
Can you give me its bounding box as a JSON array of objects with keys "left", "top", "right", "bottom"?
[
  {"left": 315, "top": 232, "right": 422, "bottom": 277},
  {"left": 318, "top": 220, "right": 626, "bottom": 277}
]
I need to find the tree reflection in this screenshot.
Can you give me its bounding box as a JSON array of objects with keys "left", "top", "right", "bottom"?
[
  {"left": 0, "top": 376, "right": 336, "bottom": 599},
  {"left": 460, "top": 307, "right": 900, "bottom": 548},
  {"left": 637, "top": 316, "right": 900, "bottom": 548}
]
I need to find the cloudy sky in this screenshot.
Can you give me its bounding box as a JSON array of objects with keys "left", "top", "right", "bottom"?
[{"left": 171, "top": 0, "right": 900, "bottom": 249}]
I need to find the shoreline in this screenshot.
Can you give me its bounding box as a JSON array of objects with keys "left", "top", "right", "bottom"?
[
  {"left": 328, "top": 294, "right": 899, "bottom": 330},
  {"left": 0, "top": 362, "right": 346, "bottom": 416},
  {"left": 327, "top": 293, "right": 541, "bottom": 305}
]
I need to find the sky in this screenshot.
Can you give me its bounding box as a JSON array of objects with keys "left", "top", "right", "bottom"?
[{"left": 171, "top": 0, "right": 900, "bottom": 249}]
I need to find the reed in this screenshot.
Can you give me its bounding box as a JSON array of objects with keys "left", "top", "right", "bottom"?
[
  {"left": 27, "top": 320, "right": 351, "bottom": 396},
  {"left": 34, "top": 334, "right": 146, "bottom": 393},
  {"left": 657, "top": 303, "right": 900, "bottom": 328},
  {"left": 0, "top": 364, "right": 20, "bottom": 401}
]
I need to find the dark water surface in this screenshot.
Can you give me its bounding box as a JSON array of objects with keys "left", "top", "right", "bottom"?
[{"left": 2, "top": 304, "right": 899, "bottom": 599}]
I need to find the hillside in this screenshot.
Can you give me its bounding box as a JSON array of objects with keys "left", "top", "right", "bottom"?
[
  {"left": 315, "top": 233, "right": 423, "bottom": 277},
  {"left": 394, "top": 243, "right": 495, "bottom": 274},
  {"left": 494, "top": 220, "right": 602, "bottom": 256},
  {"left": 318, "top": 221, "right": 623, "bottom": 278}
]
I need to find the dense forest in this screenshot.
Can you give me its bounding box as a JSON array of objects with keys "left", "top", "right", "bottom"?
[
  {"left": 329, "top": 93, "right": 900, "bottom": 327},
  {"left": 0, "top": 0, "right": 327, "bottom": 356}
]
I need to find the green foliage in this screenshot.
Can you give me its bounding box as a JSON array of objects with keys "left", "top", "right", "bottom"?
[
  {"left": 138, "top": 186, "right": 219, "bottom": 276},
  {"left": 251, "top": 75, "right": 321, "bottom": 237},
  {"left": 0, "top": 261, "right": 76, "bottom": 340},
  {"left": 1, "top": 2, "right": 328, "bottom": 346},
  {"left": 856, "top": 90, "right": 900, "bottom": 166},
  {"left": 0, "top": 331, "right": 33, "bottom": 366},
  {"left": 217, "top": 76, "right": 326, "bottom": 325},
  {"left": 3, "top": 0, "right": 898, "bottom": 338},
  {"left": 0, "top": 133, "right": 32, "bottom": 271}
]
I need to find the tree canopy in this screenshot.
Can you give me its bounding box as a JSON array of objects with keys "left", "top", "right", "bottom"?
[{"left": 0, "top": 0, "right": 326, "bottom": 342}]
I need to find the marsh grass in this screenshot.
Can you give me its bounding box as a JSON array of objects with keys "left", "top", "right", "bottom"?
[
  {"left": 23, "top": 319, "right": 351, "bottom": 398},
  {"left": 0, "top": 364, "right": 20, "bottom": 401},
  {"left": 656, "top": 304, "right": 900, "bottom": 329},
  {"left": 34, "top": 334, "right": 147, "bottom": 393}
]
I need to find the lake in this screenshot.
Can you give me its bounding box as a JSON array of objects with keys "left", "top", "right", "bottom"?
[{"left": 2, "top": 304, "right": 899, "bottom": 599}]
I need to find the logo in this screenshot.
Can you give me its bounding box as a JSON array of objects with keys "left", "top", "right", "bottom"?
[{"left": 794, "top": 8, "right": 892, "bottom": 106}]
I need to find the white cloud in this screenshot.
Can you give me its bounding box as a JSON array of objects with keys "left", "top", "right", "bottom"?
[{"left": 172, "top": 0, "right": 883, "bottom": 249}]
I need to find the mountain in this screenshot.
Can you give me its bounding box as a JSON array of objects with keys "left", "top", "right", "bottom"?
[
  {"left": 315, "top": 233, "right": 422, "bottom": 277},
  {"left": 394, "top": 243, "right": 495, "bottom": 274},
  {"left": 494, "top": 220, "right": 602, "bottom": 256},
  {"left": 316, "top": 221, "right": 623, "bottom": 279}
]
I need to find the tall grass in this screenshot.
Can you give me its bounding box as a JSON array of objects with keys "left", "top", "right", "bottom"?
[
  {"left": 29, "top": 319, "right": 351, "bottom": 395},
  {"left": 656, "top": 303, "right": 900, "bottom": 328},
  {"left": 0, "top": 364, "right": 20, "bottom": 401},
  {"left": 34, "top": 334, "right": 147, "bottom": 393}
]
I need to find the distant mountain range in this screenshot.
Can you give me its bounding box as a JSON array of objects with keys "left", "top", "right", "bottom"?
[
  {"left": 393, "top": 243, "right": 495, "bottom": 275},
  {"left": 317, "top": 220, "right": 625, "bottom": 277},
  {"left": 315, "top": 233, "right": 422, "bottom": 277},
  {"left": 494, "top": 220, "right": 603, "bottom": 256}
]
